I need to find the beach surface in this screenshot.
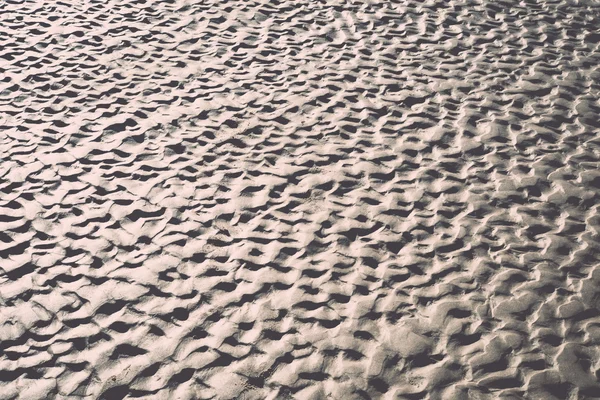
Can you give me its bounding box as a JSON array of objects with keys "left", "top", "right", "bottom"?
[{"left": 1, "top": 0, "right": 600, "bottom": 398}]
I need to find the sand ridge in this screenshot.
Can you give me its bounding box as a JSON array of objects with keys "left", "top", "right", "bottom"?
[{"left": 1, "top": 0, "right": 600, "bottom": 398}]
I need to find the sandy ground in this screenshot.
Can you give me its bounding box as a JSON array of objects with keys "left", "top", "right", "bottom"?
[{"left": 1, "top": 0, "right": 600, "bottom": 399}]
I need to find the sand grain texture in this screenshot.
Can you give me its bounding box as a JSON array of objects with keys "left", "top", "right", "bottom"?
[{"left": 1, "top": 0, "right": 600, "bottom": 399}]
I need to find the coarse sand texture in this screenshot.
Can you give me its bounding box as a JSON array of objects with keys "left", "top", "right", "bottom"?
[{"left": 1, "top": 0, "right": 600, "bottom": 399}]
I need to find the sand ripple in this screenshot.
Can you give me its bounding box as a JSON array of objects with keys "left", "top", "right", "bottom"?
[{"left": 1, "top": 0, "right": 600, "bottom": 398}]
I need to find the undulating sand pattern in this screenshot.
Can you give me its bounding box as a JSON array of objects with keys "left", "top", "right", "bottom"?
[{"left": 1, "top": 0, "right": 600, "bottom": 398}]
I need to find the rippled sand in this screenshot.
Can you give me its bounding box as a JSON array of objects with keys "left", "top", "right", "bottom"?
[{"left": 1, "top": 0, "right": 600, "bottom": 398}]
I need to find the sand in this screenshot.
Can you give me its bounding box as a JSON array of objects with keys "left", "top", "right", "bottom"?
[{"left": 1, "top": 0, "right": 600, "bottom": 398}]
